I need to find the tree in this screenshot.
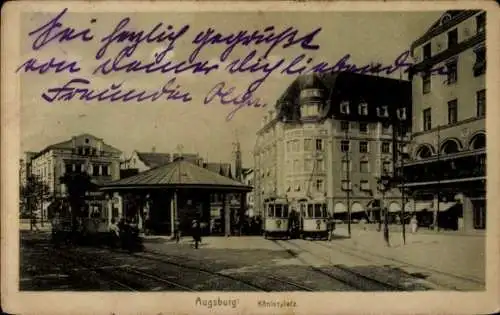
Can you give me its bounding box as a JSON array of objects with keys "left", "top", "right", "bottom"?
[
  {"left": 19, "top": 175, "right": 52, "bottom": 228},
  {"left": 59, "top": 171, "right": 93, "bottom": 233}
]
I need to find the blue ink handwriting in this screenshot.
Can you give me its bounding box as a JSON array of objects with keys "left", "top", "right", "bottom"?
[
  {"left": 190, "top": 26, "right": 322, "bottom": 63},
  {"left": 28, "top": 8, "right": 96, "bottom": 51},
  {"left": 41, "top": 76, "right": 192, "bottom": 103},
  {"left": 96, "top": 17, "right": 189, "bottom": 60},
  {"left": 93, "top": 45, "right": 218, "bottom": 76},
  {"left": 204, "top": 81, "right": 267, "bottom": 121},
  {"left": 16, "top": 57, "right": 81, "bottom": 74}
]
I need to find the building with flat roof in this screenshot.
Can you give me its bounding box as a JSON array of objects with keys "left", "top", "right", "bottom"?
[{"left": 402, "top": 10, "right": 486, "bottom": 231}]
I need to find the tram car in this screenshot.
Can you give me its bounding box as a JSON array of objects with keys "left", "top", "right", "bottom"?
[
  {"left": 263, "top": 200, "right": 290, "bottom": 239},
  {"left": 299, "top": 202, "right": 329, "bottom": 240}
]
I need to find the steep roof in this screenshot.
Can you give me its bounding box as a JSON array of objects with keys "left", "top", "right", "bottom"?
[
  {"left": 203, "top": 162, "right": 233, "bottom": 178},
  {"left": 273, "top": 72, "right": 411, "bottom": 124},
  {"left": 101, "top": 158, "right": 251, "bottom": 191},
  {"left": 135, "top": 152, "right": 171, "bottom": 168}
]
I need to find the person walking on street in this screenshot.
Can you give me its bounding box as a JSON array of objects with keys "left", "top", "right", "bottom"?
[
  {"left": 174, "top": 218, "right": 181, "bottom": 243},
  {"left": 410, "top": 215, "right": 418, "bottom": 233},
  {"left": 327, "top": 215, "right": 336, "bottom": 241},
  {"left": 192, "top": 219, "right": 202, "bottom": 249}
]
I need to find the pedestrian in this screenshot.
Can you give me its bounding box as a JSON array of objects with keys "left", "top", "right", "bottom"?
[
  {"left": 174, "top": 218, "right": 181, "bottom": 243},
  {"left": 410, "top": 215, "right": 418, "bottom": 233},
  {"left": 191, "top": 219, "right": 201, "bottom": 249},
  {"left": 327, "top": 216, "right": 336, "bottom": 241}
]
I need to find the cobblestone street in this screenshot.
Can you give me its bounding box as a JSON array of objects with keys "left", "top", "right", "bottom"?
[{"left": 20, "top": 230, "right": 485, "bottom": 292}]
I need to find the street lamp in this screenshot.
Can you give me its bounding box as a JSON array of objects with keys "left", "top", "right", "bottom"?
[{"left": 377, "top": 173, "right": 392, "bottom": 247}]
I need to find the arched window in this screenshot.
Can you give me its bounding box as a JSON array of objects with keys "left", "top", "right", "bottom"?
[
  {"left": 469, "top": 133, "right": 486, "bottom": 150},
  {"left": 441, "top": 140, "right": 461, "bottom": 154},
  {"left": 416, "top": 145, "right": 433, "bottom": 159}
]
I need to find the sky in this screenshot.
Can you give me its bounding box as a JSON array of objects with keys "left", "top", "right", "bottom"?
[{"left": 19, "top": 9, "right": 444, "bottom": 166}]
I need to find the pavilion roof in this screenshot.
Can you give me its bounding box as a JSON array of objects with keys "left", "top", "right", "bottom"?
[{"left": 100, "top": 158, "right": 252, "bottom": 192}]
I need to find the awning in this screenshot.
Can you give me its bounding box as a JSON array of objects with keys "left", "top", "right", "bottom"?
[
  {"left": 350, "top": 202, "right": 364, "bottom": 213},
  {"left": 334, "top": 202, "right": 347, "bottom": 213},
  {"left": 388, "top": 202, "right": 402, "bottom": 212},
  {"left": 437, "top": 202, "right": 458, "bottom": 211},
  {"left": 404, "top": 201, "right": 433, "bottom": 212}
]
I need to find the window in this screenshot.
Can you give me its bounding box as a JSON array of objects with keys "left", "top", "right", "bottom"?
[
  {"left": 382, "top": 122, "right": 391, "bottom": 134},
  {"left": 423, "top": 43, "right": 431, "bottom": 60},
  {"left": 92, "top": 164, "right": 99, "bottom": 176},
  {"left": 383, "top": 161, "right": 392, "bottom": 173},
  {"left": 422, "top": 71, "right": 431, "bottom": 94},
  {"left": 360, "top": 161, "right": 369, "bottom": 173},
  {"left": 286, "top": 141, "right": 291, "bottom": 152},
  {"left": 341, "top": 140, "right": 350, "bottom": 152},
  {"left": 341, "top": 180, "right": 352, "bottom": 191},
  {"left": 292, "top": 140, "right": 299, "bottom": 152},
  {"left": 341, "top": 160, "right": 351, "bottom": 173},
  {"left": 65, "top": 163, "right": 72, "bottom": 174},
  {"left": 102, "top": 165, "right": 109, "bottom": 176},
  {"left": 358, "top": 103, "right": 368, "bottom": 116},
  {"left": 446, "top": 59, "right": 458, "bottom": 84},
  {"left": 304, "top": 139, "right": 312, "bottom": 151},
  {"left": 315, "top": 179, "right": 324, "bottom": 192},
  {"left": 293, "top": 160, "right": 299, "bottom": 172},
  {"left": 315, "top": 139, "right": 323, "bottom": 151},
  {"left": 78, "top": 147, "right": 83, "bottom": 155},
  {"left": 360, "top": 180, "right": 370, "bottom": 191},
  {"left": 477, "top": 89, "right": 486, "bottom": 117},
  {"left": 315, "top": 159, "right": 325, "bottom": 172},
  {"left": 447, "top": 29, "right": 458, "bottom": 48},
  {"left": 304, "top": 159, "right": 313, "bottom": 172},
  {"left": 448, "top": 99, "right": 458, "bottom": 124},
  {"left": 341, "top": 121, "right": 349, "bottom": 132},
  {"left": 396, "top": 108, "right": 407, "bottom": 121},
  {"left": 359, "top": 141, "right": 369, "bottom": 153},
  {"left": 476, "top": 12, "right": 485, "bottom": 34},
  {"left": 294, "top": 181, "right": 301, "bottom": 191},
  {"left": 340, "top": 101, "right": 350, "bottom": 114},
  {"left": 377, "top": 106, "right": 389, "bottom": 118},
  {"left": 473, "top": 47, "right": 486, "bottom": 77},
  {"left": 359, "top": 122, "right": 368, "bottom": 133},
  {"left": 423, "top": 108, "right": 432, "bottom": 131},
  {"left": 381, "top": 142, "right": 391, "bottom": 154}
]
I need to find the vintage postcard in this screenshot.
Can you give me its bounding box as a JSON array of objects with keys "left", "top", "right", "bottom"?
[{"left": 1, "top": 1, "right": 499, "bottom": 314}]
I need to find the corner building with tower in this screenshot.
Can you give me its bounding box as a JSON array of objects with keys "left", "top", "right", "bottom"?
[{"left": 254, "top": 72, "right": 411, "bottom": 222}]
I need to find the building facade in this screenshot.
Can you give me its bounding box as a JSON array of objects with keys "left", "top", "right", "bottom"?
[
  {"left": 26, "top": 134, "right": 122, "bottom": 219},
  {"left": 254, "top": 73, "right": 411, "bottom": 221},
  {"left": 242, "top": 169, "right": 255, "bottom": 217},
  {"left": 402, "top": 10, "right": 486, "bottom": 231}
]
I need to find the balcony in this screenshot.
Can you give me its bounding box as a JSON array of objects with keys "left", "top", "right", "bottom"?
[{"left": 400, "top": 150, "right": 485, "bottom": 185}]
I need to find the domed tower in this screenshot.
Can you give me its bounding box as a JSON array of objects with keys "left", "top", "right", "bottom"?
[{"left": 298, "top": 74, "right": 325, "bottom": 119}]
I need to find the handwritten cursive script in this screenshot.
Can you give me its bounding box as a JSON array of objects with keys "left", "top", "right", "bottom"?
[
  {"left": 204, "top": 81, "right": 267, "bottom": 121},
  {"left": 18, "top": 8, "right": 453, "bottom": 121},
  {"left": 41, "top": 77, "right": 192, "bottom": 103}
]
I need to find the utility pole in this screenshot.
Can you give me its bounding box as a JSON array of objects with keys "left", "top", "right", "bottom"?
[
  {"left": 434, "top": 125, "right": 441, "bottom": 231},
  {"left": 400, "top": 122, "right": 406, "bottom": 245},
  {"left": 344, "top": 128, "right": 351, "bottom": 238}
]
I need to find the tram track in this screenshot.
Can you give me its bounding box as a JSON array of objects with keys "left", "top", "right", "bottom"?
[
  {"left": 272, "top": 239, "right": 405, "bottom": 291},
  {"left": 312, "top": 240, "right": 483, "bottom": 291},
  {"left": 134, "top": 249, "right": 315, "bottom": 291},
  {"left": 49, "top": 245, "right": 197, "bottom": 291}
]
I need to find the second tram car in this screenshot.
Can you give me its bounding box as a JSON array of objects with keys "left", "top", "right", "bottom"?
[
  {"left": 299, "top": 202, "right": 328, "bottom": 240},
  {"left": 263, "top": 201, "right": 290, "bottom": 239}
]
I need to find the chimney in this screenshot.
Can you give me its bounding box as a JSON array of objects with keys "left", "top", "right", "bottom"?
[{"left": 152, "top": 146, "right": 156, "bottom": 153}]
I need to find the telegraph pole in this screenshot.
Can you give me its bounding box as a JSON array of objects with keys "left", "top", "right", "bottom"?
[
  {"left": 400, "top": 122, "right": 406, "bottom": 245},
  {"left": 345, "top": 128, "right": 351, "bottom": 238}
]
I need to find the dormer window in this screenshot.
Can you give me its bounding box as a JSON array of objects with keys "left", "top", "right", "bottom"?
[
  {"left": 447, "top": 29, "right": 458, "bottom": 49},
  {"left": 358, "top": 102, "right": 368, "bottom": 115},
  {"left": 396, "top": 108, "right": 407, "bottom": 121},
  {"left": 377, "top": 106, "right": 389, "bottom": 118},
  {"left": 476, "top": 12, "right": 485, "bottom": 34},
  {"left": 473, "top": 46, "right": 486, "bottom": 77},
  {"left": 340, "top": 101, "right": 350, "bottom": 114}
]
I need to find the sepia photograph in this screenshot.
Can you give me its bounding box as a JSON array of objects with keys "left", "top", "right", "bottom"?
[{"left": 1, "top": 1, "right": 499, "bottom": 314}]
